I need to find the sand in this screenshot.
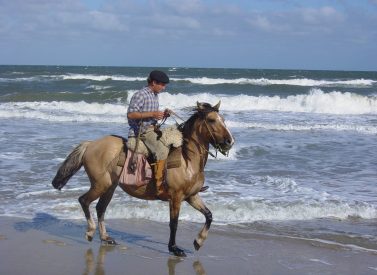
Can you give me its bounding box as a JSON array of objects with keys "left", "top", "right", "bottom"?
[{"left": 1, "top": 215, "right": 376, "bottom": 275}]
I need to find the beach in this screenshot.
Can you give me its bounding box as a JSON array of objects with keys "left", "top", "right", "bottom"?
[
  {"left": 1, "top": 65, "right": 377, "bottom": 274},
  {"left": 1, "top": 215, "right": 377, "bottom": 275}
]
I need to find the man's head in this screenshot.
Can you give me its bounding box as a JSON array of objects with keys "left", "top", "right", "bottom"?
[
  {"left": 148, "top": 70, "right": 169, "bottom": 84},
  {"left": 148, "top": 70, "right": 169, "bottom": 93}
]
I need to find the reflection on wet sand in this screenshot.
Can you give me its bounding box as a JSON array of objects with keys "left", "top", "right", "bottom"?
[
  {"left": 83, "top": 245, "right": 116, "bottom": 275},
  {"left": 168, "top": 257, "right": 206, "bottom": 275},
  {"left": 83, "top": 245, "right": 207, "bottom": 275}
]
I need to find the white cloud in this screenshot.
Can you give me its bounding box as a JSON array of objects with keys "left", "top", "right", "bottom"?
[
  {"left": 300, "top": 6, "right": 344, "bottom": 25},
  {"left": 245, "top": 5, "right": 346, "bottom": 37},
  {"left": 88, "top": 11, "right": 128, "bottom": 32},
  {"left": 164, "top": 0, "right": 204, "bottom": 14},
  {"left": 0, "top": 0, "right": 376, "bottom": 69}
]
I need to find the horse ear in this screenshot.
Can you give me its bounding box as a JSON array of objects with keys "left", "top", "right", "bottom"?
[{"left": 213, "top": 100, "right": 221, "bottom": 111}]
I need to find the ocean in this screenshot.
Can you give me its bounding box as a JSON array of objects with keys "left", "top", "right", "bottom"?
[{"left": 1, "top": 65, "right": 376, "bottom": 252}]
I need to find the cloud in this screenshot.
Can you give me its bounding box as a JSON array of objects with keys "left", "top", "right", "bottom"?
[
  {"left": 0, "top": 0, "right": 376, "bottom": 69},
  {"left": 164, "top": 0, "right": 204, "bottom": 14},
  {"left": 300, "top": 6, "right": 344, "bottom": 25},
  {"left": 0, "top": 1, "right": 353, "bottom": 40},
  {"left": 0, "top": 0, "right": 127, "bottom": 40},
  {"left": 246, "top": 5, "right": 345, "bottom": 36}
]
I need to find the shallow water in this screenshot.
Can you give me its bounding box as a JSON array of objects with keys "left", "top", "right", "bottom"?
[{"left": 0, "top": 65, "right": 376, "bottom": 252}]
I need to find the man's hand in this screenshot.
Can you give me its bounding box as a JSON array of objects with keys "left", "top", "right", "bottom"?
[
  {"left": 153, "top": 111, "right": 165, "bottom": 120},
  {"left": 163, "top": 108, "right": 171, "bottom": 118}
]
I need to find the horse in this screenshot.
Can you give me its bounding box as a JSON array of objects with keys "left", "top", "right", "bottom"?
[{"left": 51, "top": 101, "right": 234, "bottom": 257}]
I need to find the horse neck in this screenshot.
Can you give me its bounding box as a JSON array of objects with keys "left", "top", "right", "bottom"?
[{"left": 183, "top": 120, "right": 210, "bottom": 165}]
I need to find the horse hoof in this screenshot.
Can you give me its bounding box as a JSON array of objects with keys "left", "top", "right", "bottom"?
[
  {"left": 86, "top": 234, "right": 93, "bottom": 242},
  {"left": 169, "top": 245, "right": 187, "bottom": 257},
  {"left": 193, "top": 240, "right": 201, "bottom": 251},
  {"left": 102, "top": 237, "right": 117, "bottom": 245}
]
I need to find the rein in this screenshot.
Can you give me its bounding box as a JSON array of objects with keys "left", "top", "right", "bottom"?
[
  {"left": 158, "top": 108, "right": 226, "bottom": 159},
  {"left": 203, "top": 119, "right": 221, "bottom": 158},
  {"left": 184, "top": 116, "right": 222, "bottom": 159},
  {"left": 157, "top": 109, "right": 185, "bottom": 128},
  {"left": 188, "top": 135, "right": 217, "bottom": 159}
]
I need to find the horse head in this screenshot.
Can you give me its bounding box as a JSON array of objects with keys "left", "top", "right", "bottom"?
[{"left": 196, "top": 101, "right": 234, "bottom": 155}]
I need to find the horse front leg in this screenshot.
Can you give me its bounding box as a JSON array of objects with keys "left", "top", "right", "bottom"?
[
  {"left": 186, "top": 194, "right": 212, "bottom": 251},
  {"left": 168, "top": 197, "right": 186, "bottom": 257}
]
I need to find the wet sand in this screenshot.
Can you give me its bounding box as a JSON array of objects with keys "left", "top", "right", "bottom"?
[{"left": 1, "top": 214, "right": 376, "bottom": 275}]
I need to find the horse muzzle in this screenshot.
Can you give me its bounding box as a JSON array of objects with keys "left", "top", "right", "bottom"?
[{"left": 217, "top": 137, "right": 234, "bottom": 156}]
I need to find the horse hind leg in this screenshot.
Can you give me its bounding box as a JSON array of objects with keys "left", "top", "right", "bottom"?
[
  {"left": 79, "top": 188, "right": 102, "bottom": 242},
  {"left": 186, "top": 194, "right": 212, "bottom": 251},
  {"left": 96, "top": 182, "right": 118, "bottom": 245}
]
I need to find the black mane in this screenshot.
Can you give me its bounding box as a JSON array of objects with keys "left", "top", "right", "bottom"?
[{"left": 178, "top": 103, "right": 218, "bottom": 160}]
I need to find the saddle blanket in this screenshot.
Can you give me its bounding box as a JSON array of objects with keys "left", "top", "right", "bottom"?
[{"left": 119, "top": 149, "right": 152, "bottom": 187}]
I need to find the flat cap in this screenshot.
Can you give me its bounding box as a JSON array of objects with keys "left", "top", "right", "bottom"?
[{"left": 148, "top": 70, "right": 169, "bottom": 84}]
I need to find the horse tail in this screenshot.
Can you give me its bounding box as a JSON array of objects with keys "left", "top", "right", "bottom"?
[{"left": 52, "top": 141, "right": 91, "bottom": 190}]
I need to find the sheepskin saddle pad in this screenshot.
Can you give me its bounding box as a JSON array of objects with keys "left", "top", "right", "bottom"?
[{"left": 126, "top": 125, "right": 183, "bottom": 156}]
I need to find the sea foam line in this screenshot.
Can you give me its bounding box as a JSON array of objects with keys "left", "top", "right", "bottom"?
[
  {"left": 37, "top": 196, "right": 376, "bottom": 223},
  {"left": 171, "top": 77, "right": 376, "bottom": 87},
  {"left": 1, "top": 74, "right": 375, "bottom": 87},
  {"left": 227, "top": 121, "right": 377, "bottom": 135},
  {"left": 160, "top": 89, "right": 377, "bottom": 115},
  {"left": 0, "top": 90, "right": 376, "bottom": 123}
]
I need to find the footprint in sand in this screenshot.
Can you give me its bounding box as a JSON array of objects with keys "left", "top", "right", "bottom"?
[{"left": 43, "top": 239, "right": 66, "bottom": 247}]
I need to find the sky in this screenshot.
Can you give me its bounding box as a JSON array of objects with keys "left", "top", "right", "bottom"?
[{"left": 0, "top": 0, "right": 376, "bottom": 70}]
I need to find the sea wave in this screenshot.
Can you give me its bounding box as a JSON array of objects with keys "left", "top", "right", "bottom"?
[
  {"left": 160, "top": 89, "right": 377, "bottom": 115},
  {"left": 227, "top": 121, "right": 377, "bottom": 135},
  {"left": 1, "top": 73, "right": 375, "bottom": 87},
  {"left": 0, "top": 90, "right": 376, "bottom": 123},
  {"left": 7, "top": 190, "right": 376, "bottom": 223},
  {"left": 60, "top": 74, "right": 145, "bottom": 81},
  {"left": 172, "top": 77, "right": 376, "bottom": 87}
]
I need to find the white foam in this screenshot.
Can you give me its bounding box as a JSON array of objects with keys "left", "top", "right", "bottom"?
[
  {"left": 171, "top": 77, "right": 376, "bottom": 87},
  {"left": 86, "top": 85, "right": 114, "bottom": 90},
  {"left": 0, "top": 101, "right": 127, "bottom": 123},
  {"left": 90, "top": 197, "right": 377, "bottom": 224},
  {"left": 4, "top": 178, "right": 377, "bottom": 223},
  {"left": 3, "top": 74, "right": 375, "bottom": 87},
  {"left": 61, "top": 74, "right": 145, "bottom": 81},
  {"left": 159, "top": 89, "right": 377, "bottom": 115},
  {"left": 227, "top": 121, "right": 377, "bottom": 135},
  {"left": 0, "top": 90, "right": 376, "bottom": 123}
]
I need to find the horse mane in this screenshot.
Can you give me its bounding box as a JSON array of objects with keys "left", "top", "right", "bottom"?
[{"left": 178, "top": 103, "right": 218, "bottom": 161}]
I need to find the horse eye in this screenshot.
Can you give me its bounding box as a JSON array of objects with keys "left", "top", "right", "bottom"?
[{"left": 207, "top": 118, "right": 216, "bottom": 123}]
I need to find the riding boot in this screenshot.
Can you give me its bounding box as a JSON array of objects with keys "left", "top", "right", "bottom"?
[{"left": 153, "top": 159, "right": 167, "bottom": 198}]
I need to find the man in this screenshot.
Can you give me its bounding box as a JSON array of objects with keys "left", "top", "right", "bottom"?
[{"left": 127, "top": 70, "right": 171, "bottom": 198}]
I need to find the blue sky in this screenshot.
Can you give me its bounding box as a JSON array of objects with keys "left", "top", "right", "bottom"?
[{"left": 1, "top": 0, "right": 376, "bottom": 70}]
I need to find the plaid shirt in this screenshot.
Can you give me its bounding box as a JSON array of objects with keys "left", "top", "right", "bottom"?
[{"left": 127, "top": 86, "right": 159, "bottom": 137}]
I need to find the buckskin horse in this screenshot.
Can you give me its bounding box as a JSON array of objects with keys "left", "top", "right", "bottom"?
[{"left": 52, "top": 101, "right": 234, "bottom": 257}]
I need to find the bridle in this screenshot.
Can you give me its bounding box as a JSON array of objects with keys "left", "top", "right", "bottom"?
[
  {"left": 188, "top": 112, "right": 228, "bottom": 159},
  {"left": 203, "top": 116, "right": 229, "bottom": 157},
  {"left": 161, "top": 108, "right": 229, "bottom": 158}
]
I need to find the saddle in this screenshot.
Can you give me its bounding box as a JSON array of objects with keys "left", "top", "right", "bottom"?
[
  {"left": 118, "top": 125, "right": 183, "bottom": 169},
  {"left": 117, "top": 140, "right": 181, "bottom": 188},
  {"left": 117, "top": 126, "right": 182, "bottom": 188},
  {"left": 117, "top": 145, "right": 182, "bottom": 169}
]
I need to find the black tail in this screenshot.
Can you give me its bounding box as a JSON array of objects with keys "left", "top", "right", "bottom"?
[{"left": 52, "top": 141, "right": 91, "bottom": 190}]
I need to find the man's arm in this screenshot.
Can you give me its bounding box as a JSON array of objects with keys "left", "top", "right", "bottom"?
[{"left": 127, "top": 111, "right": 165, "bottom": 120}]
